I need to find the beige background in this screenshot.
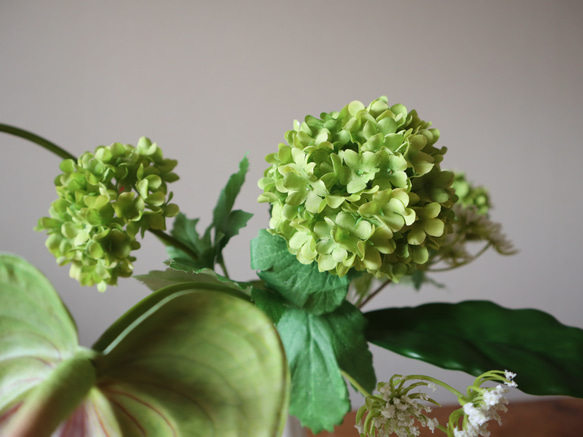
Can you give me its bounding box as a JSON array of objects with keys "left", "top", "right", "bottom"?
[{"left": 1, "top": 1, "right": 582, "bottom": 433}]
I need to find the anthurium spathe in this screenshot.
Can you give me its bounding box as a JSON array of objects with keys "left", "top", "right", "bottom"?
[{"left": 0, "top": 254, "right": 289, "bottom": 437}]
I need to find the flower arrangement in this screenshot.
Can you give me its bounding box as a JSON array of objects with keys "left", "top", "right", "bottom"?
[{"left": 0, "top": 96, "right": 582, "bottom": 437}]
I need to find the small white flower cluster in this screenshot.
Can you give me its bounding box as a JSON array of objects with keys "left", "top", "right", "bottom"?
[
  {"left": 355, "top": 377, "right": 439, "bottom": 437},
  {"left": 451, "top": 371, "right": 517, "bottom": 437}
]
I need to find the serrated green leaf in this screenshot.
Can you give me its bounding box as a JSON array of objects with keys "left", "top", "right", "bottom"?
[
  {"left": 212, "top": 155, "right": 250, "bottom": 231},
  {"left": 167, "top": 213, "right": 212, "bottom": 264},
  {"left": 254, "top": 290, "right": 375, "bottom": 433},
  {"left": 364, "top": 300, "right": 583, "bottom": 398},
  {"left": 166, "top": 156, "right": 252, "bottom": 271},
  {"left": 251, "top": 229, "right": 349, "bottom": 315},
  {"left": 135, "top": 268, "right": 251, "bottom": 295}
]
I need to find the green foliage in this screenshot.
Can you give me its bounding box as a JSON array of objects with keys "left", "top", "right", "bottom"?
[
  {"left": 258, "top": 96, "right": 457, "bottom": 282},
  {"left": 0, "top": 254, "right": 288, "bottom": 437},
  {"left": 251, "top": 229, "right": 349, "bottom": 315},
  {"left": 166, "top": 155, "right": 252, "bottom": 272},
  {"left": 253, "top": 288, "right": 376, "bottom": 433},
  {"left": 35, "top": 138, "right": 179, "bottom": 291},
  {"left": 364, "top": 300, "right": 583, "bottom": 398}
]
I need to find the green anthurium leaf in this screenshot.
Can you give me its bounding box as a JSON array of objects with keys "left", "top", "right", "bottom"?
[
  {"left": 251, "top": 229, "right": 349, "bottom": 315},
  {"left": 93, "top": 287, "right": 288, "bottom": 436},
  {"left": 0, "top": 253, "right": 79, "bottom": 419},
  {"left": 364, "top": 300, "right": 583, "bottom": 398},
  {"left": 1, "top": 255, "right": 289, "bottom": 436},
  {"left": 253, "top": 288, "right": 375, "bottom": 433}
]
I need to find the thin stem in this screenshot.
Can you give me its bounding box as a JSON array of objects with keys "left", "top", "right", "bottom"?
[
  {"left": 149, "top": 229, "right": 198, "bottom": 261},
  {"left": 405, "top": 374, "right": 465, "bottom": 399},
  {"left": 428, "top": 243, "right": 491, "bottom": 273},
  {"left": 0, "top": 123, "right": 77, "bottom": 161},
  {"left": 341, "top": 370, "right": 372, "bottom": 398},
  {"left": 219, "top": 259, "right": 230, "bottom": 279},
  {"left": 357, "top": 278, "right": 392, "bottom": 309}
]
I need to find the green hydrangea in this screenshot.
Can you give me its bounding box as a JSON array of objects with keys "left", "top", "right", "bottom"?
[
  {"left": 452, "top": 172, "right": 491, "bottom": 215},
  {"left": 36, "top": 137, "right": 179, "bottom": 291},
  {"left": 258, "top": 97, "right": 457, "bottom": 281}
]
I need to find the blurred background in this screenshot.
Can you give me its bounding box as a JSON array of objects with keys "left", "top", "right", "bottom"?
[{"left": 1, "top": 0, "right": 582, "bottom": 434}]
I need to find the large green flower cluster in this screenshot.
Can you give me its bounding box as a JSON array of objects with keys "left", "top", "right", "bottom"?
[
  {"left": 258, "top": 97, "right": 457, "bottom": 281},
  {"left": 36, "top": 138, "right": 179, "bottom": 291}
]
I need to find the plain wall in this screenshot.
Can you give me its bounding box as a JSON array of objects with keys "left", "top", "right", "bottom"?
[{"left": 1, "top": 0, "right": 582, "bottom": 433}]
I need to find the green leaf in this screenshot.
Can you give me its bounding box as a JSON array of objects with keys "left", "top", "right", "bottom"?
[
  {"left": 254, "top": 289, "right": 375, "bottom": 433},
  {"left": 93, "top": 288, "right": 289, "bottom": 437},
  {"left": 364, "top": 300, "right": 583, "bottom": 398},
  {"left": 251, "top": 229, "right": 349, "bottom": 315},
  {"left": 166, "top": 156, "right": 252, "bottom": 270},
  {"left": 135, "top": 268, "right": 251, "bottom": 296},
  {"left": 0, "top": 253, "right": 79, "bottom": 407},
  {"left": 167, "top": 213, "right": 214, "bottom": 268},
  {"left": 0, "top": 255, "right": 289, "bottom": 436}
]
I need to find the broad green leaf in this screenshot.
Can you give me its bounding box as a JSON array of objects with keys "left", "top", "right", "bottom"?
[
  {"left": 93, "top": 288, "right": 289, "bottom": 436},
  {"left": 254, "top": 289, "right": 375, "bottom": 433},
  {"left": 0, "top": 255, "right": 289, "bottom": 436},
  {"left": 251, "top": 229, "right": 349, "bottom": 315},
  {"left": 0, "top": 253, "right": 79, "bottom": 419},
  {"left": 364, "top": 300, "right": 583, "bottom": 398}
]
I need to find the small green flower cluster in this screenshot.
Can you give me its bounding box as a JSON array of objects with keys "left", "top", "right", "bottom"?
[
  {"left": 36, "top": 138, "right": 179, "bottom": 291},
  {"left": 355, "top": 375, "right": 439, "bottom": 437},
  {"left": 258, "top": 97, "right": 456, "bottom": 281},
  {"left": 448, "top": 370, "right": 517, "bottom": 437},
  {"left": 452, "top": 173, "right": 491, "bottom": 215}
]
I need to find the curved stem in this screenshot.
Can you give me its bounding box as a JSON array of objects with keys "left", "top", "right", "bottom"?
[
  {"left": 357, "top": 278, "right": 392, "bottom": 309},
  {"left": 428, "top": 243, "right": 492, "bottom": 273},
  {"left": 405, "top": 374, "right": 465, "bottom": 399},
  {"left": 149, "top": 229, "right": 198, "bottom": 261},
  {"left": 219, "top": 259, "right": 230, "bottom": 279},
  {"left": 341, "top": 370, "right": 372, "bottom": 398},
  {"left": 0, "top": 123, "right": 77, "bottom": 161}
]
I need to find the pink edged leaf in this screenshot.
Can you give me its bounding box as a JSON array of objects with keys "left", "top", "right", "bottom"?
[{"left": 0, "top": 255, "right": 289, "bottom": 436}]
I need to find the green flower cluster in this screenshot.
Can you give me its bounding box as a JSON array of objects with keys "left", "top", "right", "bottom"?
[
  {"left": 36, "top": 138, "right": 179, "bottom": 291},
  {"left": 258, "top": 97, "right": 457, "bottom": 281},
  {"left": 452, "top": 172, "right": 491, "bottom": 215}
]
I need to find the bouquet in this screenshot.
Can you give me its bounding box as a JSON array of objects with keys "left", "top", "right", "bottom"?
[{"left": 1, "top": 97, "right": 581, "bottom": 437}]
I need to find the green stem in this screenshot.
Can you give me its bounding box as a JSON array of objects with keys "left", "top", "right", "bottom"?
[
  {"left": 405, "top": 374, "right": 465, "bottom": 399},
  {"left": 3, "top": 349, "right": 96, "bottom": 437},
  {"left": 219, "top": 259, "right": 230, "bottom": 279},
  {"left": 341, "top": 370, "right": 372, "bottom": 398},
  {"left": 357, "top": 278, "right": 392, "bottom": 309},
  {"left": 0, "top": 123, "right": 77, "bottom": 161},
  {"left": 149, "top": 229, "right": 199, "bottom": 261},
  {"left": 428, "top": 243, "right": 492, "bottom": 273}
]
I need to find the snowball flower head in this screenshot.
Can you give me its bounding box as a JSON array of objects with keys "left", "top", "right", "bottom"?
[
  {"left": 36, "top": 138, "right": 179, "bottom": 291},
  {"left": 258, "top": 97, "right": 456, "bottom": 281}
]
